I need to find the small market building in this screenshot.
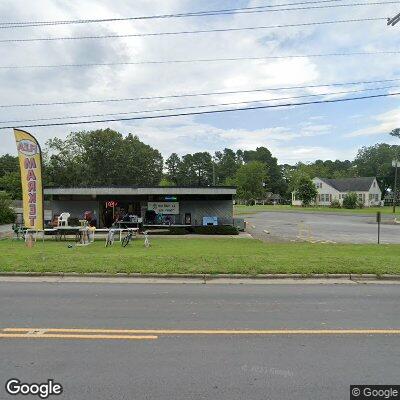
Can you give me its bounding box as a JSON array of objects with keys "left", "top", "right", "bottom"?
[{"left": 44, "top": 186, "right": 236, "bottom": 228}]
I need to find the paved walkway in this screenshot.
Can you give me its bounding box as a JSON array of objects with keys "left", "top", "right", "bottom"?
[{"left": 0, "top": 224, "right": 12, "bottom": 238}]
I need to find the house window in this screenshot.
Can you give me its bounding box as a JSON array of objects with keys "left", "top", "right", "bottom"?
[
  {"left": 375, "top": 194, "right": 379, "bottom": 202},
  {"left": 315, "top": 182, "right": 322, "bottom": 189},
  {"left": 320, "top": 194, "right": 330, "bottom": 202}
]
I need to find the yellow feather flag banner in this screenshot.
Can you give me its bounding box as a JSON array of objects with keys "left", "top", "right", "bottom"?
[{"left": 14, "top": 129, "right": 44, "bottom": 231}]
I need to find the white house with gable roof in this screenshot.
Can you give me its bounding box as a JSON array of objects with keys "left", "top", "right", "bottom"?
[{"left": 292, "top": 177, "right": 382, "bottom": 207}]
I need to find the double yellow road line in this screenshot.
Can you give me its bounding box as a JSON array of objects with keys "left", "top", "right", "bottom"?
[{"left": 1, "top": 328, "right": 400, "bottom": 341}]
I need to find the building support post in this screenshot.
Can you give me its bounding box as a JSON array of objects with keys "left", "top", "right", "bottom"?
[
  {"left": 212, "top": 162, "right": 216, "bottom": 186},
  {"left": 393, "top": 160, "right": 398, "bottom": 214}
]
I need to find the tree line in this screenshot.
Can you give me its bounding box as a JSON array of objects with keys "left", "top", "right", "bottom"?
[{"left": 1, "top": 128, "right": 400, "bottom": 202}]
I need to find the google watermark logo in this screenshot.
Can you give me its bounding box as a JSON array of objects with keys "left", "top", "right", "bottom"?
[{"left": 5, "top": 379, "right": 63, "bottom": 399}]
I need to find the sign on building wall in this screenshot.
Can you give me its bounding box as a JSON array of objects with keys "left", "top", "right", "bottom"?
[
  {"left": 14, "top": 129, "right": 44, "bottom": 230},
  {"left": 148, "top": 202, "right": 179, "bottom": 214}
]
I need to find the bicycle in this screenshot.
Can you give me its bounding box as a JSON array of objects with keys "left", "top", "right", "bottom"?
[
  {"left": 105, "top": 229, "right": 116, "bottom": 247},
  {"left": 122, "top": 228, "right": 135, "bottom": 247},
  {"left": 12, "top": 224, "right": 25, "bottom": 240}
]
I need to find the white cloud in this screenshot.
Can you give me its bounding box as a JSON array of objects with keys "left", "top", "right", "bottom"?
[
  {"left": 270, "top": 144, "right": 359, "bottom": 164},
  {"left": 346, "top": 108, "right": 400, "bottom": 137},
  {"left": 129, "top": 117, "right": 335, "bottom": 164},
  {"left": 0, "top": 0, "right": 399, "bottom": 163}
]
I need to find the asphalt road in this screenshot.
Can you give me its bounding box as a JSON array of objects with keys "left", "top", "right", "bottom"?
[
  {"left": 0, "top": 282, "right": 399, "bottom": 400},
  {"left": 244, "top": 211, "right": 400, "bottom": 243}
]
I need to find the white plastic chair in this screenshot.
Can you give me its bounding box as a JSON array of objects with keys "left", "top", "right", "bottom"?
[{"left": 58, "top": 212, "right": 70, "bottom": 227}]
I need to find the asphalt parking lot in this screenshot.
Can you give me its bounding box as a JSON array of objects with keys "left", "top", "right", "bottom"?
[{"left": 244, "top": 211, "right": 400, "bottom": 244}]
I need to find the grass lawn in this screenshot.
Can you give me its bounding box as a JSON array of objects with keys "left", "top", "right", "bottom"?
[
  {"left": 234, "top": 204, "right": 399, "bottom": 216},
  {"left": 0, "top": 238, "right": 399, "bottom": 275}
]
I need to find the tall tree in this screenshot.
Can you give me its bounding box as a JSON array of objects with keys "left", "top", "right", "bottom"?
[
  {"left": 0, "top": 154, "right": 21, "bottom": 199},
  {"left": 242, "top": 147, "right": 286, "bottom": 194},
  {"left": 281, "top": 163, "right": 297, "bottom": 199},
  {"left": 165, "top": 153, "right": 182, "bottom": 185},
  {"left": 214, "top": 148, "right": 241, "bottom": 185},
  {"left": 354, "top": 143, "right": 400, "bottom": 194},
  {"left": 121, "top": 133, "right": 163, "bottom": 186},
  {"left": 0, "top": 154, "right": 19, "bottom": 176},
  {"left": 177, "top": 154, "right": 195, "bottom": 186},
  {"left": 177, "top": 152, "right": 213, "bottom": 186},
  {"left": 288, "top": 169, "right": 312, "bottom": 193},
  {"left": 0, "top": 191, "right": 15, "bottom": 224},
  {"left": 293, "top": 159, "right": 354, "bottom": 180},
  {"left": 45, "top": 129, "right": 163, "bottom": 187},
  {"left": 0, "top": 172, "right": 22, "bottom": 199},
  {"left": 44, "top": 137, "right": 85, "bottom": 187},
  {"left": 190, "top": 152, "right": 213, "bottom": 186},
  {"left": 235, "top": 161, "right": 267, "bottom": 202},
  {"left": 390, "top": 128, "right": 400, "bottom": 138}
]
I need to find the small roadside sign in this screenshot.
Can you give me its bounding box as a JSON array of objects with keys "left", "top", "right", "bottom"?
[{"left": 376, "top": 212, "right": 381, "bottom": 244}]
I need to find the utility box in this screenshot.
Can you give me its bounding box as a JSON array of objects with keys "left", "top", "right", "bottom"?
[{"left": 233, "top": 218, "right": 245, "bottom": 231}]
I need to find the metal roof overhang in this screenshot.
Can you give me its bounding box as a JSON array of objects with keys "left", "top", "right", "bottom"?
[{"left": 44, "top": 187, "right": 236, "bottom": 196}]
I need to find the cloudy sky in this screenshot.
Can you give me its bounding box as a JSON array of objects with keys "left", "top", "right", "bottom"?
[{"left": 0, "top": 0, "right": 399, "bottom": 164}]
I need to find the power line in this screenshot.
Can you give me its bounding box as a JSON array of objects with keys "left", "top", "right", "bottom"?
[
  {"left": 387, "top": 11, "right": 400, "bottom": 26},
  {"left": 0, "top": 1, "right": 345, "bottom": 27},
  {"left": 0, "top": 92, "right": 398, "bottom": 130},
  {"left": 0, "top": 0, "right": 344, "bottom": 25},
  {"left": 1, "top": 51, "right": 398, "bottom": 70},
  {"left": 0, "top": 85, "right": 397, "bottom": 125},
  {"left": 2, "top": 77, "right": 399, "bottom": 108},
  {"left": 0, "top": 17, "right": 386, "bottom": 43},
  {"left": 0, "top": 1, "right": 395, "bottom": 28}
]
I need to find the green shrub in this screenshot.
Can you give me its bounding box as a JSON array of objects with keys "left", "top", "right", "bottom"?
[
  {"left": 0, "top": 191, "right": 15, "bottom": 224},
  {"left": 145, "top": 225, "right": 239, "bottom": 235},
  {"left": 330, "top": 199, "right": 341, "bottom": 208},
  {"left": 147, "top": 227, "right": 189, "bottom": 235},
  {"left": 192, "top": 225, "right": 239, "bottom": 235},
  {"left": 342, "top": 192, "right": 358, "bottom": 209}
]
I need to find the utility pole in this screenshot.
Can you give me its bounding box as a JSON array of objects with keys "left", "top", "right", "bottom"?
[
  {"left": 392, "top": 160, "right": 399, "bottom": 214},
  {"left": 387, "top": 11, "right": 400, "bottom": 26},
  {"left": 212, "top": 156, "right": 216, "bottom": 186}
]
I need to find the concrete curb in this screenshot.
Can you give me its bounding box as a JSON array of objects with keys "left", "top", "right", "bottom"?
[{"left": 0, "top": 272, "right": 399, "bottom": 281}]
